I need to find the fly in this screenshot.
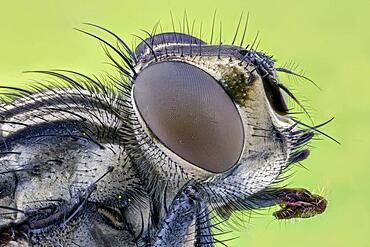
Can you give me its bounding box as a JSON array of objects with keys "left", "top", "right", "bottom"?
[{"left": 0, "top": 14, "right": 336, "bottom": 247}]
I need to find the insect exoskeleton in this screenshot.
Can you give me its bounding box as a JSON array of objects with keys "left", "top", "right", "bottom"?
[
  {"left": 0, "top": 18, "right": 331, "bottom": 246},
  {"left": 129, "top": 32, "right": 296, "bottom": 193}
]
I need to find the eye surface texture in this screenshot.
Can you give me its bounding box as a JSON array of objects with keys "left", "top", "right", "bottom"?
[
  {"left": 133, "top": 61, "right": 244, "bottom": 173},
  {"left": 0, "top": 13, "right": 335, "bottom": 247}
]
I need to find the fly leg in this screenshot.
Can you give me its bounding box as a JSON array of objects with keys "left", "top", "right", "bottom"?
[
  {"left": 152, "top": 184, "right": 214, "bottom": 247},
  {"left": 193, "top": 200, "right": 214, "bottom": 247}
]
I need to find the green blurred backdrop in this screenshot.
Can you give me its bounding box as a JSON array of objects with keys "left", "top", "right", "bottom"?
[{"left": 0, "top": 0, "right": 368, "bottom": 246}]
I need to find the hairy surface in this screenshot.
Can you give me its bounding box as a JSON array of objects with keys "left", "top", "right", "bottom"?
[{"left": 0, "top": 17, "right": 331, "bottom": 247}]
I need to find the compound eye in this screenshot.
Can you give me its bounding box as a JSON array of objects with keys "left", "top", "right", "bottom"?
[{"left": 133, "top": 61, "right": 244, "bottom": 173}]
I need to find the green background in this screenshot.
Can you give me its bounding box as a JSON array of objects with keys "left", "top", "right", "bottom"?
[{"left": 0, "top": 0, "right": 368, "bottom": 246}]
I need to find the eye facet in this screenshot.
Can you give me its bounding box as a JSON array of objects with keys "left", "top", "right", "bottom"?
[{"left": 133, "top": 61, "right": 244, "bottom": 173}]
